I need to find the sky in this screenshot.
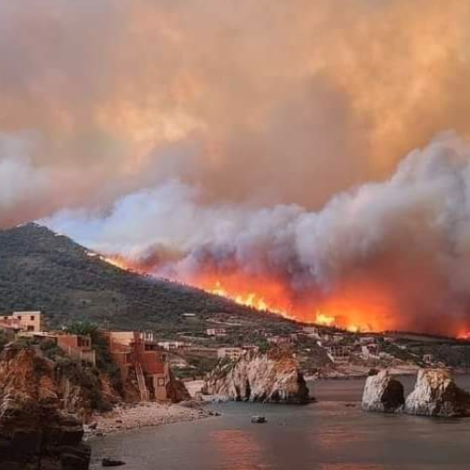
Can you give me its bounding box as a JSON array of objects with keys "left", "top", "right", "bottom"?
[{"left": 2, "top": 0, "right": 470, "bottom": 333}]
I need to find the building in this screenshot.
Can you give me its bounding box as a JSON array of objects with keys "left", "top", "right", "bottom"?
[
  {"left": 302, "top": 326, "right": 321, "bottom": 339},
  {"left": 206, "top": 328, "right": 227, "bottom": 338},
  {"left": 0, "top": 311, "right": 43, "bottom": 333},
  {"left": 157, "top": 341, "right": 188, "bottom": 351},
  {"left": 181, "top": 313, "right": 197, "bottom": 319},
  {"left": 267, "top": 335, "right": 292, "bottom": 347},
  {"left": 106, "top": 331, "right": 170, "bottom": 401},
  {"left": 17, "top": 331, "right": 97, "bottom": 366},
  {"left": 183, "top": 346, "right": 218, "bottom": 358},
  {"left": 217, "top": 347, "right": 244, "bottom": 361},
  {"left": 326, "top": 345, "right": 351, "bottom": 363},
  {"left": 56, "top": 334, "right": 96, "bottom": 366},
  {"left": 361, "top": 344, "right": 379, "bottom": 360}
]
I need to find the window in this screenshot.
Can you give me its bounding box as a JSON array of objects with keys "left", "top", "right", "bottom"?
[
  {"left": 30, "top": 316, "right": 35, "bottom": 321},
  {"left": 17, "top": 316, "right": 22, "bottom": 320},
  {"left": 27, "top": 326, "right": 34, "bottom": 331}
]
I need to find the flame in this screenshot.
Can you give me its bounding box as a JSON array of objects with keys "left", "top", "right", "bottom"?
[
  {"left": 97, "top": 254, "right": 146, "bottom": 274},
  {"left": 315, "top": 312, "right": 335, "bottom": 327},
  {"left": 93, "top": 252, "right": 396, "bottom": 333},
  {"left": 208, "top": 281, "right": 291, "bottom": 318},
  {"left": 103, "top": 255, "right": 130, "bottom": 270},
  {"left": 200, "top": 275, "right": 390, "bottom": 332}
]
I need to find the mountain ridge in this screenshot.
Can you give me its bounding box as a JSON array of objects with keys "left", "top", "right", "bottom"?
[{"left": 0, "top": 223, "right": 298, "bottom": 335}]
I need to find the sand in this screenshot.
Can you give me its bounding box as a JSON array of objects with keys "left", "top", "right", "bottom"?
[{"left": 85, "top": 401, "right": 213, "bottom": 438}]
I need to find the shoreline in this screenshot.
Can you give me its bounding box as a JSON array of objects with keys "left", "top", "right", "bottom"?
[{"left": 85, "top": 401, "right": 215, "bottom": 438}]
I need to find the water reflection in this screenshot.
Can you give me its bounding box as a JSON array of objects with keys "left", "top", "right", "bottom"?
[
  {"left": 316, "top": 425, "right": 362, "bottom": 450},
  {"left": 211, "top": 429, "right": 265, "bottom": 470},
  {"left": 320, "top": 465, "right": 384, "bottom": 470}
]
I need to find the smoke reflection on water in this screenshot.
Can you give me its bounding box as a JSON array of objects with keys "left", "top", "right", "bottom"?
[{"left": 210, "top": 429, "right": 263, "bottom": 470}]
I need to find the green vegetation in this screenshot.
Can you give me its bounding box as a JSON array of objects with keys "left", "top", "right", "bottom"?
[{"left": 0, "top": 224, "right": 298, "bottom": 336}]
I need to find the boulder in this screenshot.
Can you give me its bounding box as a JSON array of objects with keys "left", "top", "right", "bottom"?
[
  {"left": 202, "top": 349, "right": 311, "bottom": 404},
  {"left": 362, "top": 370, "right": 405, "bottom": 413},
  {"left": 102, "top": 458, "right": 126, "bottom": 467},
  {"left": 251, "top": 416, "right": 267, "bottom": 424},
  {"left": 405, "top": 369, "right": 470, "bottom": 417}
]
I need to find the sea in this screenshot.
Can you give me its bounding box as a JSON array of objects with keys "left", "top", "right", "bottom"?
[{"left": 90, "top": 377, "right": 470, "bottom": 470}]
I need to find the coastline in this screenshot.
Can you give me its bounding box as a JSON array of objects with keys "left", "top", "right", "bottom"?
[{"left": 85, "top": 401, "right": 214, "bottom": 438}]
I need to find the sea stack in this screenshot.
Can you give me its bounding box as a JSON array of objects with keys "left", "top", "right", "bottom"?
[
  {"left": 202, "top": 349, "right": 311, "bottom": 404},
  {"left": 405, "top": 369, "right": 470, "bottom": 417},
  {"left": 362, "top": 370, "right": 405, "bottom": 413}
]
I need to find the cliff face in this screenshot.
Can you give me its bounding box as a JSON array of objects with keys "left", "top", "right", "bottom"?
[
  {"left": 362, "top": 368, "right": 470, "bottom": 418},
  {"left": 405, "top": 369, "right": 470, "bottom": 417},
  {"left": 0, "top": 345, "right": 91, "bottom": 470},
  {"left": 202, "top": 350, "right": 311, "bottom": 404}
]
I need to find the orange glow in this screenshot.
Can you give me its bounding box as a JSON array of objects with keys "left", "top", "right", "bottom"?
[
  {"left": 94, "top": 253, "right": 399, "bottom": 334},
  {"left": 315, "top": 312, "right": 335, "bottom": 327},
  {"left": 99, "top": 254, "right": 147, "bottom": 274},
  {"left": 194, "top": 272, "right": 395, "bottom": 333}
]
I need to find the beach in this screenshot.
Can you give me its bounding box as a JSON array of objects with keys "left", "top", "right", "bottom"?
[{"left": 86, "top": 401, "right": 213, "bottom": 438}]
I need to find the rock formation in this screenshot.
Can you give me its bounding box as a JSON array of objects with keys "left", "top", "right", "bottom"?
[
  {"left": 405, "top": 369, "right": 470, "bottom": 417},
  {"left": 166, "top": 370, "right": 191, "bottom": 403},
  {"left": 0, "top": 344, "right": 91, "bottom": 469},
  {"left": 202, "top": 349, "right": 311, "bottom": 404},
  {"left": 362, "top": 370, "right": 405, "bottom": 413}
]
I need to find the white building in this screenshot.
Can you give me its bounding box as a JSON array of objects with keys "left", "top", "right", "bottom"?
[
  {"left": 157, "top": 341, "right": 187, "bottom": 351},
  {"left": 206, "top": 328, "right": 227, "bottom": 338}
]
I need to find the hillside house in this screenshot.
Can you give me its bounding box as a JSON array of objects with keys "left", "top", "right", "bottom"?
[
  {"left": 157, "top": 341, "right": 188, "bottom": 351},
  {"left": 106, "top": 331, "right": 170, "bottom": 401},
  {"left": 326, "top": 345, "right": 351, "bottom": 363},
  {"left": 206, "top": 328, "right": 227, "bottom": 338},
  {"left": 268, "top": 335, "right": 293, "bottom": 347},
  {"left": 18, "top": 331, "right": 97, "bottom": 366},
  {"left": 56, "top": 334, "right": 96, "bottom": 366},
  {"left": 0, "top": 311, "right": 43, "bottom": 333}
]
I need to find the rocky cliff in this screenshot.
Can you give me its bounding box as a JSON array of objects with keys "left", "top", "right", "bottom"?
[
  {"left": 0, "top": 344, "right": 91, "bottom": 470},
  {"left": 361, "top": 370, "right": 405, "bottom": 413},
  {"left": 362, "top": 368, "right": 470, "bottom": 418},
  {"left": 202, "top": 349, "right": 311, "bottom": 404},
  {"left": 405, "top": 369, "right": 470, "bottom": 417}
]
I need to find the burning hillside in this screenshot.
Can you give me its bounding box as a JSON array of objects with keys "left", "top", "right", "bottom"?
[
  {"left": 56, "top": 133, "right": 470, "bottom": 338},
  {"left": 0, "top": 1, "right": 469, "bottom": 337}
]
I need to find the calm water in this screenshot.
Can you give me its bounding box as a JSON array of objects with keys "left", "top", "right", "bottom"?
[{"left": 90, "top": 377, "right": 470, "bottom": 470}]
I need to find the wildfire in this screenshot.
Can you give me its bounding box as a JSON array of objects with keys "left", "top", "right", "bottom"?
[
  {"left": 93, "top": 251, "right": 395, "bottom": 334},
  {"left": 93, "top": 253, "right": 144, "bottom": 274},
  {"left": 208, "top": 281, "right": 289, "bottom": 317},
  {"left": 103, "top": 255, "right": 130, "bottom": 270},
  {"left": 203, "top": 277, "right": 385, "bottom": 333}
]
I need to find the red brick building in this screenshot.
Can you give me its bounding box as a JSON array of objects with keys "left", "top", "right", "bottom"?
[{"left": 105, "top": 331, "right": 170, "bottom": 401}]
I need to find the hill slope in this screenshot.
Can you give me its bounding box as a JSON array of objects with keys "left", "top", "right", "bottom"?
[{"left": 0, "top": 224, "right": 297, "bottom": 334}]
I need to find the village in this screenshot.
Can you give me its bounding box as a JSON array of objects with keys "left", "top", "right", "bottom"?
[{"left": 0, "top": 308, "right": 461, "bottom": 403}]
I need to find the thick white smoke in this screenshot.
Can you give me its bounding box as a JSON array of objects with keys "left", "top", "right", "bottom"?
[
  {"left": 44, "top": 132, "right": 470, "bottom": 334},
  {"left": 1, "top": 0, "right": 470, "bottom": 333}
]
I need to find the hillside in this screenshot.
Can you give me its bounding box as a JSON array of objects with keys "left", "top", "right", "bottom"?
[{"left": 0, "top": 223, "right": 297, "bottom": 335}]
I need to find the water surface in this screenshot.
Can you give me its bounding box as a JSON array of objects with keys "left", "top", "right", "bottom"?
[{"left": 91, "top": 377, "right": 470, "bottom": 470}]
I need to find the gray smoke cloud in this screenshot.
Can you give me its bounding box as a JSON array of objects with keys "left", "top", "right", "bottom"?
[
  {"left": 0, "top": 0, "right": 470, "bottom": 332},
  {"left": 1, "top": 0, "right": 470, "bottom": 226},
  {"left": 44, "top": 132, "right": 470, "bottom": 334}
]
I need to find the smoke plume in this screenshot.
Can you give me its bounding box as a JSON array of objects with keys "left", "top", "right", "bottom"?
[
  {"left": 0, "top": 0, "right": 470, "bottom": 333},
  {"left": 45, "top": 133, "right": 470, "bottom": 335}
]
